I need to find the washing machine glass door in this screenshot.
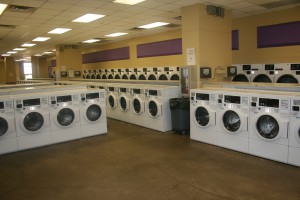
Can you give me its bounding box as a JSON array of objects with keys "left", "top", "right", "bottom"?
[
  {"left": 115, "top": 74, "right": 121, "bottom": 79},
  {"left": 148, "top": 100, "right": 161, "bottom": 118},
  {"left": 102, "top": 75, "right": 107, "bottom": 79},
  {"left": 256, "top": 115, "right": 279, "bottom": 139},
  {"left": 86, "top": 104, "right": 102, "bottom": 122},
  {"left": 158, "top": 74, "right": 168, "bottom": 80},
  {"left": 91, "top": 74, "right": 95, "bottom": 79},
  {"left": 57, "top": 108, "right": 75, "bottom": 127},
  {"left": 96, "top": 74, "right": 101, "bottom": 79},
  {"left": 253, "top": 74, "right": 272, "bottom": 83},
  {"left": 170, "top": 74, "right": 179, "bottom": 80},
  {"left": 139, "top": 74, "right": 146, "bottom": 80},
  {"left": 276, "top": 75, "right": 298, "bottom": 83},
  {"left": 133, "top": 98, "right": 144, "bottom": 114},
  {"left": 108, "top": 94, "right": 117, "bottom": 109},
  {"left": 108, "top": 74, "right": 114, "bottom": 79},
  {"left": 0, "top": 117, "right": 8, "bottom": 136},
  {"left": 122, "top": 74, "right": 128, "bottom": 79},
  {"left": 119, "top": 96, "right": 129, "bottom": 111},
  {"left": 23, "top": 112, "right": 44, "bottom": 132},
  {"left": 130, "top": 74, "right": 137, "bottom": 80},
  {"left": 148, "top": 74, "right": 157, "bottom": 80},
  {"left": 194, "top": 107, "right": 210, "bottom": 127},
  {"left": 232, "top": 74, "right": 249, "bottom": 82},
  {"left": 86, "top": 74, "right": 91, "bottom": 79},
  {"left": 223, "top": 110, "right": 241, "bottom": 133}
]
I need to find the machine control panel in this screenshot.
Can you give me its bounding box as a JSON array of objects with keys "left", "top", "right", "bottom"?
[
  {"left": 23, "top": 98, "right": 41, "bottom": 106},
  {"left": 291, "top": 64, "right": 300, "bottom": 70},
  {"left": 265, "top": 64, "right": 274, "bottom": 70},
  {"left": 57, "top": 95, "right": 72, "bottom": 103},
  {"left": 86, "top": 92, "right": 99, "bottom": 100},
  {"left": 243, "top": 65, "right": 251, "bottom": 70},
  {"left": 120, "top": 88, "right": 126, "bottom": 93},
  {"left": 148, "top": 90, "right": 158, "bottom": 96},
  {"left": 0, "top": 102, "right": 4, "bottom": 109},
  {"left": 224, "top": 95, "right": 241, "bottom": 104},
  {"left": 258, "top": 98, "right": 279, "bottom": 108},
  {"left": 133, "top": 89, "right": 141, "bottom": 94},
  {"left": 196, "top": 93, "right": 209, "bottom": 101}
]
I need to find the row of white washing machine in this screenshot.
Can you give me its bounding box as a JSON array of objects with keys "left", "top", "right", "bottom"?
[
  {"left": 0, "top": 88, "right": 107, "bottom": 155},
  {"left": 87, "top": 83, "right": 180, "bottom": 132},
  {"left": 190, "top": 87, "right": 300, "bottom": 167},
  {"left": 82, "top": 66, "right": 180, "bottom": 81},
  {"left": 232, "top": 63, "right": 300, "bottom": 83}
]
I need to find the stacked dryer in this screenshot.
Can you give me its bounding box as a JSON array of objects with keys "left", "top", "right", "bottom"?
[
  {"left": 274, "top": 63, "right": 300, "bottom": 84},
  {"left": 251, "top": 64, "right": 275, "bottom": 83},
  {"left": 232, "top": 64, "right": 252, "bottom": 82}
]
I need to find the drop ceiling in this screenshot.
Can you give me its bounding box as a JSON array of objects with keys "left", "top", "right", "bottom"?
[{"left": 0, "top": 0, "right": 299, "bottom": 60}]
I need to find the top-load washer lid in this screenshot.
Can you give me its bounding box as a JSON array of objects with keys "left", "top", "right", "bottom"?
[
  {"left": 0, "top": 117, "right": 8, "bottom": 136},
  {"left": 252, "top": 74, "right": 272, "bottom": 83},
  {"left": 148, "top": 100, "right": 158, "bottom": 117},
  {"left": 133, "top": 98, "right": 141, "bottom": 114},
  {"left": 102, "top": 74, "right": 107, "bottom": 79},
  {"left": 170, "top": 74, "right": 179, "bottom": 80},
  {"left": 86, "top": 104, "right": 101, "bottom": 121},
  {"left": 130, "top": 74, "right": 137, "bottom": 80},
  {"left": 122, "top": 74, "right": 128, "bottom": 79},
  {"left": 232, "top": 74, "right": 249, "bottom": 82},
  {"left": 223, "top": 110, "right": 240, "bottom": 132},
  {"left": 115, "top": 74, "right": 121, "bottom": 79},
  {"left": 138, "top": 74, "right": 146, "bottom": 80},
  {"left": 148, "top": 74, "right": 157, "bottom": 80},
  {"left": 24, "top": 112, "right": 44, "bottom": 132},
  {"left": 195, "top": 107, "right": 210, "bottom": 126},
  {"left": 57, "top": 108, "right": 75, "bottom": 126},
  {"left": 256, "top": 115, "right": 279, "bottom": 139},
  {"left": 276, "top": 75, "right": 298, "bottom": 83}
]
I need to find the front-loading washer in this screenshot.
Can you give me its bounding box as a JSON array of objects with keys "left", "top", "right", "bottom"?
[
  {"left": 106, "top": 85, "right": 119, "bottom": 120},
  {"left": 14, "top": 93, "right": 51, "bottom": 150},
  {"left": 274, "top": 63, "right": 300, "bottom": 84},
  {"left": 190, "top": 88, "right": 218, "bottom": 145},
  {"left": 118, "top": 85, "right": 131, "bottom": 123},
  {"left": 252, "top": 64, "right": 274, "bottom": 83},
  {"left": 49, "top": 90, "right": 81, "bottom": 144},
  {"left": 288, "top": 94, "right": 300, "bottom": 167},
  {"left": 128, "top": 85, "right": 146, "bottom": 127},
  {"left": 249, "top": 92, "right": 290, "bottom": 163},
  {"left": 80, "top": 89, "right": 107, "bottom": 138},
  {"left": 216, "top": 89, "right": 250, "bottom": 153},
  {"left": 232, "top": 64, "right": 252, "bottom": 82},
  {"left": 144, "top": 85, "right": 180, "bottom": 132},
  {"left": 0, "top": 96, "right": 18, "bottom": 154}
]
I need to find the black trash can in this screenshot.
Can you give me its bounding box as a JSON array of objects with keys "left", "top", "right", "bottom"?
[{"left": 169, "top": 97, "right": 190, "bottom": 134}]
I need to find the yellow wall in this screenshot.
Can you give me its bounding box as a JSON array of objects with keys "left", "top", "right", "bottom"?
[
  {"left": 82, "top": 29, "right": 183, "bottom": 70},
  {"left": 232, "top": 6, "right": 300, "bottom": 64},
  {"left": 38, "top": 57, "right": 49, "bottom": 78},
  {"left": 0, "top": 60, "right": 5, "bottom": 83},
  {"left": 5, "top": 57, "right": 16, "bottom": 83}
]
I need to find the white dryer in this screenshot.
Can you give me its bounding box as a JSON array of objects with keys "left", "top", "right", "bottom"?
[
  {"left": 80, "top": 89, "right": 107, "bottom": 138},
  {"left": 288, "top": 94, "right": 300, "bottom": 167},
  {"left": 49, "top": 90, "right": 81, "bottom": 144},
  {"left": 144, "top": 85, "right": 180, "bottom": 132},
  {"left": 100, "top": 69, "right": 108, "bottom": 79},
  {"left": 232, "top": 64, "right": 252, "bottom": 82},
  {"left": 274, "top": 63, "right": 300, "bottom": 84},
  {"left": 114, "top": 69, "right": 122, "bottom": 79},
  {"left": 121, "top": 69, "right": 129, "bottom": 80},
  {"left": 251, "top": 64, "right": 274, "bottom": 83},
  {"left": 190, "top": 88, "right": 218, "bottom": 145},
  {"left": 216, "top": 90, "right": 250, "bottom": 153},
  {"left": 106, "top": 85, "right": 119, "bottom": 120},
  {"left": 82, "top": 70, "right": 88, "bottom": 79},
  {"left": 128, "top": 85, "right": 146, "bottom": 127},
  {"left": 0, "top": 96, "right": 18, "bottom": 154},
  {"left": 14, "top": 93, "right": 51, "bottom": 150},
  {"left": 169, "top": 66, "right": 180, "bottom": 81},
  {"left": 126, "top": 68, "right": 136, "bottom": 80},
  {"left": 85, "top": 70, "right": 92, "bottom": 79},
  {"left": 107, "top": 69, "right": 115, "bottom": 79},
  {"left": 138, "top": 68, "right": 147, "bottom": 80},
  {"left": 147, "top": 67, "right": 158, "bottom": 80},
  {"left": 118, "top": 85, "right": 131, "bottom": 123},
  {"left": 95, "top": 69, "right": 101, "bottom": 79},
  {"left": 249, "top": 92, "right": 290, "bottom": 163},
  {"left": 90, "top": 70, "right": 97, "bottom": 79},
  {"left": 158, "top": 67, "right": 170, "bottom": 81}
]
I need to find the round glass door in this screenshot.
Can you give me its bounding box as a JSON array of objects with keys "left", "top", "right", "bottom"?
[
  {"left": 130, "top": 75, "right": 137, "bottom": 80},
  {"left": 91, "top": 74, "right": 95, "bottom": 79},
  {"left": 115, "top": 74, "right": 120, "bottom": 79},
  {"left": 108, "top": 95, "right": 116, "bottom": 109},
  {"left": 96, "top": 74, "right": 101, "bottom": 79},
  {"left": 108, "top": 74, "right": 113, "bottom": 79},
  {"left": 86, "top": 74, "right": 91, "bottom": 79},
  {"left": 133, "top": 98, "right": 141, "bottom": 114},
  {"left": 223, "top": 110, "right": 240, "bottom": 132},
  {"left": 148, "top": 74, "right": 157, "bottom": 80},
  {"left": 159, "top": 74, "right": 168, "bottom": 80},
  {"left": 122, "top": 74, "right": 128, "bottom": 79},
  {"left": 119, "top": 97, "right": 127, "bottom": 111},
  {"left": 170, "top": 74, "right": 179, "bottom": 80},
  {"left": 102, "top": 75, "right": 107, "bottom": 79},
  {"left": 232, "top": 74, "right": 249, "bottom": 82},
  {"left": 148, "top": 100, "right": 158, "bottom": 117},
  {"left": 86, "top": 104, "right": 101, "bottom": 122},
  {"left": 253, "top": 74, "right": 272, "bottom": 83},
  {"left": 24, "top": 112, "right": 44, "bottom": 131},
  {"left": 0, "top": 117, "right": 8, "bottom": 136},
  {"left": 256, "top": 115, "right": 279, "bottom": 139},
  {"left": 195, "top": 107, "right": 209, "bottom": 126},
  {"left": 139, "top": 75, "right": 146, "bottom": 80},
  {"left": 57, "top": 108, "right": 74, "bottom": 126},
  {"left": 277, "top": 75, "right": 298, "bottom": 83}
]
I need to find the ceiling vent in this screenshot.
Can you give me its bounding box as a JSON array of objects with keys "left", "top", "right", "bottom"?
[
  {"left": 0, "top": 24, "right": 16, "bottom": 29},
  {"left": 8, "top": 5, "right": 37, "bottom": 13},
  {"left": 130, "top": 23, "right": 181, "bottom": 31},
  {"left": 260, "top": 0, "right": 300, "bottom": 9},
  {"left": 165, "top": 23, "right": 181, "bottom": 28},
  {"left": 173, "top": 16, "right": 182, "bottom": 20}
]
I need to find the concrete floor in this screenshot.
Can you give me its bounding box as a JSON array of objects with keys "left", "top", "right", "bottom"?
[{"left": 0, "top": 118, "right": 300, "bottom": 200}]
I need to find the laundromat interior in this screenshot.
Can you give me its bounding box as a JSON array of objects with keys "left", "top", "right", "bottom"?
[{"left": 1, "top": 0, "right": 300, "bottom": 199}]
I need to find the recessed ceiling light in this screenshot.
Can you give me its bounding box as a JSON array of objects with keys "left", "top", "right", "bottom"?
[
  {"left": 1, "top": 54, "right": 10, "bottom": 56},
  {"left": 0, "top": 3, "right": 7, "bottom": 16},
  {"left": 21, "top": 43, "right": 36, "bottom": 47},
  {"left": 138, "top": 22, "right": 169, "bottom": 29},
  {"left": 82, "top": 39, "right": 101, "bottom": 43},
  {"left": 105, "top": 32, "right": 128, "bottom": 37},
  {"left": 32, "top": 37, "right": 50, "bottom": 42},
  {"left": 113, "top": 0, "right": 145, "bottom": 5},
  {"left": 72, "top": 13, "right": 105, "bottom": 23},
  {"left": 43, "top": 52, "right": 53, "bottom": 54},
  {"left": 48, "top": 28, "right": 71, "bottom": 34},
  {"left": 7, "top": 51, "right": 17, "bottom": 54},
  {"left": 34, "top": 54, "right": 42, "bottom": 56},
  {"left": 14, "top": 48, "right": 26, "bottom": 51},
  {"left": 52, "top": 49, "right": 56, "bottom": 51}
]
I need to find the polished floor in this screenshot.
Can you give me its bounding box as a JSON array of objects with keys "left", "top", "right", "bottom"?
[{"left": 0, "top": 118, "right": 300, "bottom": 200}]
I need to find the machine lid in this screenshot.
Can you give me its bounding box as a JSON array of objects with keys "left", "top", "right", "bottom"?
[
  {"left": 195, "top": 107, "right": 210, "bottom": 126},
  {"left": 158, "top": 74, "right": 168, "bottom": 80},
  {"left": 108, "top": 95, "right": 115, "bottom": 108},
  {"left": 119, "top": 96, "right": 127, "bottom": 111},
  {"left": 138, "top": 74, "right": 146, "bottom": 80},
  {"left": 0, "top": 117, "right": 8, "bottom": 136},
  {"left": 108, "top": 74, "right": 114, "bottom": 79},
  {"left": 170, "top": 74, "right": 179, "bottom": 80},
  {"left": 148, "top": 74, "right": 157, "bottom": 80},
  {"left": 256, "top": 115, "right": 279, "bottom": 139},
  {"left": 24, "top": 112, "right": 44, "bottom": 132},
  {"left": 57, "top": 108, "right": 75, "bottom": 126},
  {"left": 223, "top": 110, "right": 240, "bottom": 132},
  {"left": 130, "top": 74, "right": 137, "bottom": 80},
  {"left": 86, "top": 104, "right": 101, "bottom": 121},
  {"left": 148, "top": 100, "right": 158, "bottom": 117},
  {"left": 276, "top": 75, "right": 298, "bottom": 83},
  {"left": 133, "top": 98, "right": 141, "bottom": 113},
  {"left": 122, "top": 74, "right": 128, "bottom": 79},
  {"left": 102, "top": 74, "right": 107, "bottom": 79},
  {"left": 253, "top": 74, "right": 272, "bottom": 83},
  {"left": 115, "top": 74, "right": 121, "bottom": 79},
  {"left": 232, "top": 74, "right": 249, "bottom": 82}
]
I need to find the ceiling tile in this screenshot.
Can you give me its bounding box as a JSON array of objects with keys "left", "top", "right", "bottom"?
[
  {"left": 11, "top": 0, "right": 45, "bottom": 7},
  {"left": 41, "top": 2, "right": 72, "bottom": 10}
]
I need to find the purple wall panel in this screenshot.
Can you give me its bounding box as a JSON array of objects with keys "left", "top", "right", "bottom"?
[
  {"left": 137, "top": 38, "right": 182, "bottom": 58},
  {"left": 82, "top": 46, "right": 130, "bottom": 64},
  {"left": 51, "top": 59, "right": 56, "bottom": 67},
  {"left": 257, "top": 21, "right": 300, "bottom": 48},
  {"left": 232, "top": 30, "right": 239, "bottom": 50}
]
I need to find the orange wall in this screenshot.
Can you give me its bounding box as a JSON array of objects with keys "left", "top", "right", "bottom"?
[{"left": 232, "top": 6, "right": 300, "bottom": 64}]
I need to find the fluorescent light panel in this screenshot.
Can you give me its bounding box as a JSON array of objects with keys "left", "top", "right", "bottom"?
[
  {"left": 48, "top": 28, "right": 71, "bottom": 34},
  {"left": 32, "top": 37, "right": 50, "bottom": 41},
  {"left": 73, "top": 14, "right": 105, "bottom": 23},
  {"left": 105, "top": 32, "right": 128, "bottom": 37},
  {"left": 82, "top": 39, "right": 100, "bottom": 43},
  {"left": 43, "top": 52, "right": 53, "bottom": 54},
  {"left": 0, "top": 3, "right": 7, "bottom": 15},
  {"left": 21, "top": 43, "right": 36, "bottom": 47},
  {"left": 1, "top": 54, "right": 10, "bottom": 56},
  {"left": 113, "top": 0, "right": 145, "bottom": 5},
  {"left": 14, "top": 48, "right": 26, "bottom": 51},
  {"left": 138, "top": 22, "right": 169, "bottom": 29},
  {"left": 7, "top": 51, "right": 17, "bottom": 54}
]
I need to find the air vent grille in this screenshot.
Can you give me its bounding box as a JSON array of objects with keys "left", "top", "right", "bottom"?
[
  {"left": 8, "top": 5, "right": 37, "bottom": 13},
  {"left": 0, "top": 24, "right": 16, "bottom": 29},
  {"left": 260, "top": 0, "right": 300, "bottom": 9}
]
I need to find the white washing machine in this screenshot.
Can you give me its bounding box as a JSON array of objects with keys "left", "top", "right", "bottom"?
[
  {"left": 251, "top": 64, "right": 274, "bottom": 83},
  {"left": 249, "top": 92, "right": 290, "bottom": 163},
  {"left": 14, "top": 93, "right": 51, "bottom": 150},
  {"left": 216, "top": 90, "right": 250, "bottom": 153},
  {"left": 232, "top": 64, "right": 252, "bottom": 82},
  {"left": 80, "top": 89, "right": 107, "bottom": 138},
  {"left": 190, "top": 88, "right": 218, "bottom": 145},
  {"left": 128, "top": 85, "right": 146, "bottom": 127},
  {"left": 118, "top": 85, "right": 131, "bottom": 123},
  {"left": 0, "top": 96, "right": 18, "bottom": 154},
  {"left": 169, "top": 66, "right": 180, "bottom": 81},
  {"left": 144, "top": 85, "right": 180, "bottom": 132},
  {"left": 106, "top": 85, "right": 119, "bottom": 120},
  {"left": 49, "top": 90, "right": 81, "bottom": 144},
  {"left": 274, "top": 63, "right": 300, "bottom": 84},
  {"left": 288, "top": 94, "right": 300, "bottom": 167}
]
